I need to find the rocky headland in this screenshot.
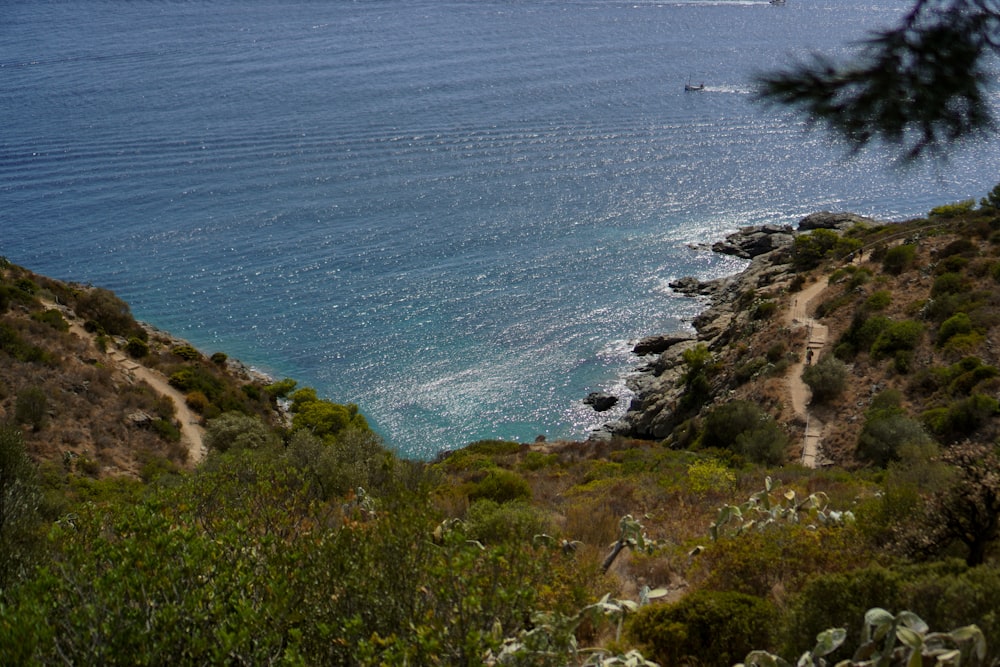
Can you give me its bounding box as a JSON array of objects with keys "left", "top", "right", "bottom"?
[{"left": 603, "top": 211, "right": 880, "bottom": 441}]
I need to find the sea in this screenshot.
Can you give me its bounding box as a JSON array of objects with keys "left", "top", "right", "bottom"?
[{"left": 2, "top": 0, "right": 998, "bottom": 459}]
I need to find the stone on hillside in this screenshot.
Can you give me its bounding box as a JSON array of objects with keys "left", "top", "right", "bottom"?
[
  {"left": 127, "top": 410, "right": 154, "bottom": 428},
  {"left": 798, "top": 211, "right": 878, "bottom": 231}
]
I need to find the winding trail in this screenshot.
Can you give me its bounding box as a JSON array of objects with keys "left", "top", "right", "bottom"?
[
  {"left": 46, "top": 300, "right": 207, "bottom": 465},
  {"left": 108, "top": 348, "right": 207, "bottom": 465},
  {"left": 785, "top": 279, "right": 829, "bottom": 468}
]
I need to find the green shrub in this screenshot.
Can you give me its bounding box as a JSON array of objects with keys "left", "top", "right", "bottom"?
[
  {"left": 463, "top": 440, "right": 524, "bottom": 457},
  {"left": 468, "top": 468, "right": 531, "bottom": 504},
  {"left": 734, "top": 356, "right": 768, "bottom": 384},
  {"left": 922, "top": 394, "right": 999, "bottom": 441},
  {"left": 291, "top": 399, "right": 368, "bottom": 440},
  {"left": 678, "top": 344, "right": 716, "bottom": 415},
  {"left": 939, "top": 238, "right": 978, "bottom": 258},
  {"left": 124, "top": 336, "right": 149, "bottom": 358},
  {"left": 900, "top": 563, "right": 1000, "bottom": 665},
  {"left": 171, "top": 345, "right": 201, "bottom": 361},
  {"left": 210, "top": 352, "right": 228, "bottom": 365},
  {"left": 782, "top": 566, "right": 902, "bottom": 662},
  {"left": 264, "top": 378, "right": 297, "bottom": 398},
  {"left": 938, "top": 255, "right": 970, "bottom": 273},
  {"left": 204, "top": 412, "right": 279, "bottom": 453},
  {"left": 857, "top": 400, "right": 934, "bottom": 468},
  {"left": 185, "top": 391, "right": 210, "bottom": 414},
  {"left": 687, "top": 458, "right": 736, "bottom": 496},
  {"left": 882, "top": 244, "right": 917, "bottom": 275},
  {"left": 793, "top": 230, "right": 862, "bottom": 271},
  {"left": 943, "top": 331, "right": 985, "bottom": 356},
  {"left": 929, "top": 199, "right": 976, "bottom": 218},
  {"left": 520, "top": 451, "right": 558, "bottom": 471},
  {"left": 464, "top": 499, "right": 550, "bottom": 546},
  {"left": 0, "top": 424, "right": 42, "bottom": 592},
  {"left": 865, "top": 290, "right": 892, "bottom": 311},
  {"left": 30, "top": 309, "right": 69, "bottom": 332},
  {"left": 937, "top": 312, "right": 973, "bottom": 347},
  {"left": 837, "top": 313, "right": 891, "bottom": 359},
  {"left": 802, "top": 354, "right": 848, "bottom": 403},
  {"left": 752, "top": 300, "right": 778, "bottom": 320},
  {"left": 151, "top": 419, "right": 181, "bottom": 443},
  {"left": 284, "top": 428, "right": 393, "bottom": 500},
  {"left": 168, "top": 366, "right": 225, "bottom": 402},
  {"left": 15, "top": 386, "right": 47, "bottom": 432},
  {"left": 981, "top": 182, "right": 1000, "bottom": 210},
  {"left": 766, "top": 342, "right": 787, "bottom": 363},
  {"left": 74, "top": 287, "right": 138, "bottom": 337},
  {"left": 947, "top": 359, "right": 998, "bottom": 395},
  {"left": 628, "top": 589, "right": 779, "bottom": 667},
  {"left": 870, "top": 320, "right": 924, "bottom": 360},
  {"left": 931, "top": 272, "right": 971, "bottom": 298},
  {"left": 701, "top": 400, "right": 788, "bottom": 465},
  {"left": 0, "top": 323, "right": 52, "bottom": 365}
]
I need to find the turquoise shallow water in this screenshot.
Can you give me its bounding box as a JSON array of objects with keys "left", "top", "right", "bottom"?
[{"left": 2, "top": 0, "right": 998, "bottom": 458}]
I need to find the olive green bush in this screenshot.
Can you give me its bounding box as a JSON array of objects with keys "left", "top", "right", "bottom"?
[
  {"left": 0, "top": 425, "right": 41, "bottom": 595},
  {"left": 882, "top": 244, "right": 917, "bottom": 275},
  {"left": 628, "top": 589, "right": 779, "bottom": 667},
  {"left": 124, "top": 336, "right": 149, "bottom": 358},
  {"left": 856, "top": 390, "right": 935, "bottom": 468},
  {"left": 802, "top": 354, "right": 848, "bottom": 403},
  {"left": 204, "top": 412, "right": 280, "bottom": 453},
  {"left": 30, "top": 309, "right": 68, "bottom": 332},
  {"left": 15, "top": 386, "right": 48, "bottom": 431},
  {"left": 464, "top": 498, "right": 551, "bottom": 546},
  {"left": 74, "top": 287, "right": 139, "bottom": 337},
  {"left": 793, "top": 230, "right": 862, "bottom": 271},
  {"left": 468, "top": 468, "right": 532, "bottom": 504},
  {"left": 870, "top": 320, "right": 924, "bottom": 360},
  {"left": 701, "top": 400, "right": 788, "bottom": 465}
]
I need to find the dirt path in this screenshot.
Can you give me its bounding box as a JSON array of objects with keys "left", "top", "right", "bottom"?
[
  {"left": 108, "top": 349, "right": 207, "bottom": 465},
  {"left": 785, "top": 279, "right": 829, "bottom": 468},
  {"left": 46, "top": 301, "right": 206, "bottom": 465}
]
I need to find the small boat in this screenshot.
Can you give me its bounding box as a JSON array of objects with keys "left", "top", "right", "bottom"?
[
  {"left": 684, "top": 82, "right": 705, "bottom": 92},
  {"left": 769, "top": 0, "right": 786, "bottom": 5}
]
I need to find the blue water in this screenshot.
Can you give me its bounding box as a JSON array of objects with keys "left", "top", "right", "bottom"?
[{"left": 2, "top": 0, "right": 998, "bottom": 458}]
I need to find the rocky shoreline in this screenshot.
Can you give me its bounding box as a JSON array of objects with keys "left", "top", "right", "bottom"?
[{"left": 598, "top": 211, "right": 879, "bottom": 441}]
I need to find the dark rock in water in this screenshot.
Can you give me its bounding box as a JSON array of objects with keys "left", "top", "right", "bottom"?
[
  {"left": 667, "top": 276, "right": 704, "bottom": 296},
  {"left": 712, "top": 224, "right": 795, "bottom": 259},
  {"left": 798, "top": 211, "right": 878, "bottom": 231},
  {"left": 632, "top": 333, "right": 695, "bottom": 356},
  {"left": 584, "top": 392, "right": 618, "bottom": 412}
]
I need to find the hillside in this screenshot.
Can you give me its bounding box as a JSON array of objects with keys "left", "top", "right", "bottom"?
[{"left": 3, "top": 192, "right": 1000, "bottom": 665}]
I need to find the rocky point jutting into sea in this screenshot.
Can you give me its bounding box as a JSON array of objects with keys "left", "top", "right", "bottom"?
[{"left": 602, "top": 211, "right": 880, "bottom": 441}]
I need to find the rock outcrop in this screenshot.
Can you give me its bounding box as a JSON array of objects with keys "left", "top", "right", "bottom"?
[
  {"left": 797, "top": 211, "right": 879, "bottom": 231},
  {"left": 606, "top": 212, "right": 882, "bottom": 441},
  {"left": 711, "top": 224, "right": 795, "bottom": 259},
  {"left": 632, "top": 333, "right": 695, "bottom": 356}
]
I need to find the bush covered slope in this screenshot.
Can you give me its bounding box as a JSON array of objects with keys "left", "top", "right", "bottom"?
[{"left": 4, "top": 190, "right": 1000, "bottom": 665}]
